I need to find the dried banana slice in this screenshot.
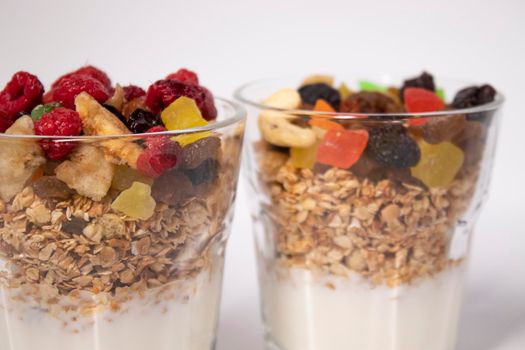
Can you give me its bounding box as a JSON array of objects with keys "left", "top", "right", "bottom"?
[
  {"left": 0, "top": 116, "right": 46, "bottom": 202},
  {"left": 75, "top": 92, "right": 142, "bottom": 168}
]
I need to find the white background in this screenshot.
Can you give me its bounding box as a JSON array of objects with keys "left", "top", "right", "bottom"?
[{"left": 0, "top": 0, "right": 524, "bottom": 349}]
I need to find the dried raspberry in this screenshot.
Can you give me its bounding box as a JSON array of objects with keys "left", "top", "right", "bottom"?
[
  {"left": 123, "top": 85, "right": 146, "bottom": 101},
  {"left": 34, "top": 107, "right": 82, "bottom": 160},
  {"left": 166, "top": 68, "right": 199, "bottom": 85},
  {"left": 51, "top": 65, "right": 112, "bottom": 90},
  {"left": 137, "top": 126, "right": 181, "bottom": 178},
  {"left": 44, "top": 75, "right": 111, "bottom": 109},
  {"left": 145, "top": 80, "right": 217, "bottom": 120},
  {"left": 0, "top": 71, "right": 44, "bottom": 131}
]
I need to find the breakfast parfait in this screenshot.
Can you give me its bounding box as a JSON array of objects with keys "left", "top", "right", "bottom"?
[
  {"left": 237, "top": 72, "right": 502, "bottom": 350},
  {"left": 0, "top": 66, "right": 245, "bottom": 350}
]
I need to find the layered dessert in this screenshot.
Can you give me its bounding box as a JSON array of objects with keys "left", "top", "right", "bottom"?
[
  {"left": 245, "top": 73, "right": 500, "bottom": 350},
  {"left": 0, "top": 66, "right": 244, "bottom": 350}
]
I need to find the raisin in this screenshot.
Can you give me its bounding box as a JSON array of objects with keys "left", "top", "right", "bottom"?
[
  {"left": 340, "top": 92, "right": 402, "bottom": 114},
  {"left": 421, "top": 115, "right": 467, "bottom": 144},
  {"left": 182, "top": 136, "right": 221, "bottom": 169},
  {"left": 298, "top": 83, "right": 341, "bottom": 110},
  {"left": 127, "top": 108, "right": 162, "bottom": 133},
  {"left": 32, "top": 176, "right": 74, "bottom": 200},
  {"left": 103, "top": 104, "right": 128, "bottom": 125},
  {"left": 151, "top": 169, "right": 194, "bottom": 206},
  {"left": 400, "top": 72, "right": 435, "bottom": 101},
  {"left": 452, "top": 84, "right": 496, "bottom": 122},
  {"left": 185, "top": 158, "right": 218, "bottom": 186},
  {"left": 366, "top": 124, "right": 420, "bottom": 168}
]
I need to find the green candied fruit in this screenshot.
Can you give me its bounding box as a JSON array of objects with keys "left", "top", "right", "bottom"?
[
  {"left": 31, "top": 102, "right": 61, "bottom": 121},
  {"left": 436, "top": 88, "right": 446, "bottom": 102},
  {"left": 358, "top": 80, "right": 387, "bottom": 92},
  {"left": 411, "top": 140, "right": 464, "bottom": 188},
  {"left": 111, "top": 182, "right": 156, "bottom": 220}
]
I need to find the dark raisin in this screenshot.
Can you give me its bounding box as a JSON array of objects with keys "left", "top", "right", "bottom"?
[
  {"left": 62, "top": 217, "right": 89, "bottom": 234},
  {"left": 366, "top": 124, "right": 420, "bottom": 168},
  {"left": 182, "top": 136, "right": 221, "bottom": 169},
  {"left": 298, "top": 83, "right": 340, "bottom": 110},
  {"left": 421, "top": 115, "right": 467, "bottom": 144},
  {"left": 103, "top": 104, "right": 128, "bottom": 125},
  {"left": 32, "top": 176, "right": 74, "bottom": 200},
  {"left": 127, "top": 108, "right": 161, "bottom": 133},
  {"left": 401, "top": 72, "right": 436, "bottom": 96},
  {"left": 152, "top": 169, "right": 195, "bottom": 206},
  {"left": 452, "top": 85, "right": 496, "bottom": 122},
  {"left": 340, "top": 92, "right": 403, "bottom": 114},
  {"left": 185, "top": 158, "right": 218, "bottom": 186},
  {"left": 350, "top": 155, "right": 387, "bottom": 181}
]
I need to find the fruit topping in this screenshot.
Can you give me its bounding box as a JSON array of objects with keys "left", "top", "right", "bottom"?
[
  {"left": 338, "top": 83, "right": 352, "bottom": 99},
  {"left": 55, "top": 144, "right": 115, "bottom": 201},
  {"left": 0, "top": 71, "right": 44, "bottom": 131},
  {"left": 316, "top": 129, "right": 369, "bottom": 169},
  {"left": 161, "top": 96, "right": 211, "bottom": 146},
  {"left": 301, "top": 74, "right": 334, "bottom": 87},
  {"left": 0, "top": 116, "right": 46, "bottom": 202},
  {"left": 452, "top": 84, "right": 496, "bottom": 109},
  {"left": 421, "top": 115, "right": 467, "bottom": 144},
  {"left": 411, "top": 140, "right": 464, "bottom": 188},
  {"left": 145, "top": 79, "right": 217, "bottom": 120},
  {"left": 308, "top": 99, "right": 342, "bottom": 130},
  {"left": 290, "top": 140, "right": 320, "bottom": 169},
  {"left": 111, "top": 164, "right": 153, "bottom": 192},
  {"left": 45, "top": 75, "right": 111, "bottom": 109},
  {"left": 358, "top": 80, "right": 387, "bottom": 92},
  {"left": 123, "top": 85, "right": 146, "bottom": 101},
  {"left": 367, "top": 124, "right": 420, "bottom": 168},
  {"left": 182, "top": 136, "right": 221, "bottom": 169},
  {"left": 34, "top": 107, "right": 83, "bottom": 160},
  {"left": 51, "top": 65, "right": 112, "bottom": 91},
  {"left": 400, "top": 71, "right": 435, "bottom": 101},
  {"left": 31, "top": 102, "right": 60, "bottom": 121},
  {"left": 340, "top": 91, "right": 402, "bottom": 114},
  {"left": 166, "top": 68, "right": 199, "bottom": 85},
  {"left": 298, "top": 83, "right": 341, "bottom": 110},
  {"left": 152, "top": 169, "right": 195, "bottom": 206},
  {"left": 111, "top": 181, "right": 156, "bottom": 220},
  {"left": 103, "top": 104, "right": 128, "bottom": 125},
  {"left": 127, "top": 108, "right": 162, "bottom": 133},
  {"left": 32, "top": 176, "right": 74, "bottom": 200},
  {"left": 75, "top": 92, "right": 143, "bottom": 168},
  {"left": 403, "top": 87, "right": 444, "bottom": 113},
  {"left": 136, "top": 126, "right": 180, "bottom": 178}
]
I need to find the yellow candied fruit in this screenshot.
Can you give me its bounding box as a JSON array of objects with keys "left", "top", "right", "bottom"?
[
  {"left": 161, "top": 96, "right": 210, "bottom": 146},
  {"left": 290, "top": 139, "right": 320, "bottom": 169},
  {"left": 111, "top": 182, "right": 156, "bottom": 220},
  {"left": 411, "top": 140, "right": 464, "bottom": 188}
]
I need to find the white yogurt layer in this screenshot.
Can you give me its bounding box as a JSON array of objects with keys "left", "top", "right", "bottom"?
[
  {"left": 0, "top": 267, "right": 223, "bottom": 350},
  {"left": 261, "top": 265, "right": 466, "bottom": 350}
]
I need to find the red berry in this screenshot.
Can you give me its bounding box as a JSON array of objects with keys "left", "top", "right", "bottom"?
[
  {"left": 44, "top": 75, "right": 111, "bottom": 109},
  {"left": 165, "top": 68, "right": 199, "bottom": 85},
  {"left": 51, "top": 65, "right": 112, "bottom": 90},
  {"left": 145, "top": 80, "right": 217, "bottom": 120},
  {"left": 404, "top": 87, "right": 444, "bottom": 113},
  {"left": 34, "top": 107, "right": 82, "bottom": 160},
  {"left": 123, "top": 85, "right": 146, "bottom": 101},
  {"left": 0, "top": 71, "right": 44, "bottom": 131},
  {"left": 136, "top": 126, "right": 180, "bottom": 178}
]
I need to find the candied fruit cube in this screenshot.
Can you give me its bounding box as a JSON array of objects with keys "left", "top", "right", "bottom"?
[
  {"left": 410, "top": 140, "right": 464, "bottom": 188},
  {"left": 309, "top": 99, "right": 343, "bottom": 130},
  {"left": 316, "top": 129, "right": 369, "bottom": 169},
  {"left": 290, "top": 140, "right": 320, "bottom": 169},
  {"left": 111, "top": 182, "right": 156, "bottom": 220},
  {"left": 358, "top": 80, "right": 387, "bottom": 92},
  {"left": 161, "top": 96, "right": 211, "bottom": 146}
]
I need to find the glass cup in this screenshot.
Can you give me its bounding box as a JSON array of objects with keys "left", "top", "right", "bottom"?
[
  {"left": 0, "top": 98, "right": 245, "bottom": 350},
  {"left": 236, "top": 76, "right": 503, "bottom": 350}
]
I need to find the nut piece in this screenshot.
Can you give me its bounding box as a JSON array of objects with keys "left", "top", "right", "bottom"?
[
  {"left": 0, "top": 116, "right": 46, "bottom": 202},
  {"left": 105, "top": 84, "right": 125, "bottom": 111},
  {"left": 259, "top": 111, "right": 316, "bottom": 148},
  {"left": 55, "top": 144, "right": 115, "bottom": 201},
  {"left": 262, "top": 88, "right": 301, "bottom": 110},
  {"left": 301, "top": 74, "right": 335, "bottom": 87},
  {"left": 75, "top": 92, "right": 143, "bottom": 168}
]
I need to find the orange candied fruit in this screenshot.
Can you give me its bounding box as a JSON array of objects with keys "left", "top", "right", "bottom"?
[{"left": 316, "top": 129, "right": 369, "bottom": 169}]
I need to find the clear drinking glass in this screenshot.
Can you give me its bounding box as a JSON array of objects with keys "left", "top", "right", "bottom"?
[
  {"left": 236, "top": 76, "right": 503, "bottom": 350},
  {"left": 0, "top": 98, "right": 245, "bottom": 350}
]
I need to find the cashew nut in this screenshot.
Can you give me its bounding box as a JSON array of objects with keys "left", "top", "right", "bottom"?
[
  {"left": 258, "top": 110, "right": 316, "bottom": 148},
  {"left": 262, "top": 88, "right": 301, "bottom": 109}
]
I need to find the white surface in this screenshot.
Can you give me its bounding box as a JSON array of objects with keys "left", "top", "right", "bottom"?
[
  {"left": 0, "top": 1, "right": 524, "bottom": 349},
  {"left": 261, "top": 266, "right": 465, "bottom": 350}
]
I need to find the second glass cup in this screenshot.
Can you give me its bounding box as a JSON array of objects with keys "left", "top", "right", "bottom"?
[{"left": 236, "top": 74, "right": 503, "bottom": 350}]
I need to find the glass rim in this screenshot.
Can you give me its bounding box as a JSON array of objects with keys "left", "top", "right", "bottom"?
[
  {"left": 233, "top": 77, "right": 505, "bottom": 120},
  {"left": 0, "top": 97, "right": 246, "bottom": 141}
]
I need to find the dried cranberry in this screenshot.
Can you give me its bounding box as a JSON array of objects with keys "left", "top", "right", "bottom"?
[
  {"left": 126, "top": 108, "right": 161, "bottom": 133},
  {"left": 123, "top": 85, "right": 146, "bottom": 101},
  {"left": 145, "top": 80, "right": 217, "bottom": 120},
  {"left": 0, "top": 71, "right": 44, "bottom": 131},
  {"left": 298, "top": 83, "right": 340, "bottom": 110}
]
